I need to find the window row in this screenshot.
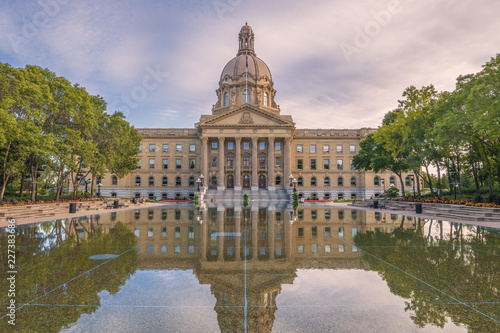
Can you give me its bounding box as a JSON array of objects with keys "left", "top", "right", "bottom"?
[
  {"left": 296, "top": 176, "right": 358, "bottom": 187},
  {"left": 222, "top": 90, "right": 270, "bottom": 107},
  {"left": 297, "top": 244, "right": 358, "bottom": 254},
  {"left": 131, "top": 176, "right": 196, "bottom": 187},
  {"left": 139, "top": 144, "right": 196, "bottom": 153},
  {"left": 373, "top": 176, "right": 399, "bottom": 186},
  {"left": 210, "top": 140, "right": 282, "bottom": 151},
  {"left": 209, "top": 156, "right": 282, "bottom": 169},
  {"left": 296, "top": 158, "right": 355, "bottom": 171},
  {"left": 296, "top": 144, "right": 356, "bottom": 154},
  {"left": 137, "top": 158, "right": 196, "bottom": 170}
]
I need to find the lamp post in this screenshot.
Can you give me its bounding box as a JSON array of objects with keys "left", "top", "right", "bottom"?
[
  {"left": 381, "top": 179, "right": 385, "bottom": 193},
  {"left": 289, "top": 174, "right": 294, "bottom": 187},
  {"left": 292, "top": 178, "right": 297, "bottom": 192},
  {"left": 196, "top": 178, "right": 201, "bottom": 191},
  {"left": 85, "top": 178, "right": 91, "bottom": 194},
  {"left": 409, "top": 175, "right": 415, "bottom": 198},
  {"left": 199, "top": 174, "right": 204, "bottom": 187},
  {"left": 97, "top": 182, "right": 102, "bottom": 198},
  {"left": 450, "top": 171, "right": 457, "bottom": 200}
]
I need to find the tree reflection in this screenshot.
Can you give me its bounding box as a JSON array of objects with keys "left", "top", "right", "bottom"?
[
  {"left": 354, "top": 220, "right": 500, "bottom": 332},
  {"left": 0, "top": 219, "right": 138, "bottom": 332}
]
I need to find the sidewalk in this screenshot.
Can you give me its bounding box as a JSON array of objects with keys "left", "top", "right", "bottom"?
[{"left": 0, "top": 202, "right": 168, "bottom": 228}]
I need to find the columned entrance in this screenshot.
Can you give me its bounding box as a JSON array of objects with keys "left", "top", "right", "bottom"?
[
  {"left": 259, "top": 175, "right": 266, "bottom": 189},
  {"left": 227, "top": 175, "right": 234, "bottom": 189},
  {"left": 243, "top": 174, "right": 251, "bottom": 189}
]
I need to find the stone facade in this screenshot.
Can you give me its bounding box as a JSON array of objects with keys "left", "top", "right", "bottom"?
[{"left": 99, "top": 24, "right": 405, "bottom": 200}]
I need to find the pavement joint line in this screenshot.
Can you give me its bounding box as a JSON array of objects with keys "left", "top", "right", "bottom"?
[
  {"left": 336, "top": 236, "right": 500, "bottom": 324},
  {"left": 0, "top": 236, "right": 154, "bottom": 320}
]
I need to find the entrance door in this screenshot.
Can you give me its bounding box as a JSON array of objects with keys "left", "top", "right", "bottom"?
[
  {"left": 259, "top": 175, "right": 266, "bottom": 189},
  {"left": 243, "top": 175, "right": 250, "bottom": 188},
  {"left": 227, "top": 175, "right": 234, "bottom": 189}
]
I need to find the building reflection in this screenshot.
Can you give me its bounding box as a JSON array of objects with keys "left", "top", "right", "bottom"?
[{"left": 89, "top": 205, "right": 413, "bottom": 332}]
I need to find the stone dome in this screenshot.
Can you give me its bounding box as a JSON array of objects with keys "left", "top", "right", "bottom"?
[{"left": 220, "top": 54, "right": 272, "bottom": 82}]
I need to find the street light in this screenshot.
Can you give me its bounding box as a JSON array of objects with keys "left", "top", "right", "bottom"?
[
  {"left": 289, "top": 174, "right": 294, "bottom": 186},
  {"left": 292, "top": 178, "right": 297, "bottom": 192},
  {"left": 409, "top": 175, "right": 415, "bottom": 198},
  {"left": 85, "top": 178, "right": 91, "bottom": 194},
  {"left": 97, "top": 182, "right": 102, "bottom": 198},
  {"left": 196, "top": 178, "right": 201, "bottom": 191},
  {"left": 199, "top": 174, "right": 204, "bottom": 187},
  {"left": 381, "top": 179, "right": 385, "bottom": 193}
]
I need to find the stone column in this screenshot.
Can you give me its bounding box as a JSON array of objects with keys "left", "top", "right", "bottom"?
[
  {"left": 268, "top": 137, "right": 275, "bottom": 191},
  {"left": 201, "top": 137, "right": 208, "bottom": 185},
  {"left": 284, "top": 137, "right": 292, "bottom": 187},
  {"left": 217, "top": 208, "right": 224, "bottom": 261},
  {"left": 251, "top": 207, "right": 259, "bottom": 259},
  {"left": 235, "top": 207, "right": 241, "bottom": 260},
  {"left": 235, "top": 137, "right": 242, "bottom": 190},
  {"left": 201, "top": 208, "right": 208, "bottom": 261},
  {"left": 218, "top": 137, "right": 225, "bottom": 190},
  {"left": 268, "top": 206, "right": 275, "bottom": 259},
  {"left": 251, "top": 137, "right": 258, "bottom": 190}
]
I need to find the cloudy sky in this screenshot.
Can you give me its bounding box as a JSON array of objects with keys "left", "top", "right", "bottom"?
[{"left": 1, "top": 0, "right": 499, "bottom": 130}]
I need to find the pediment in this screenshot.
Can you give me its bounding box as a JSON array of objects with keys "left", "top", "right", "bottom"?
[{"left": 198, "top": 106, "right": 294, "bottom": 128}]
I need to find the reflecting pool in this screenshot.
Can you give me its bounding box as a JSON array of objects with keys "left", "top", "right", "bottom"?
[{"left": 1, "top": 206, "right": 499, "bottom": 332}]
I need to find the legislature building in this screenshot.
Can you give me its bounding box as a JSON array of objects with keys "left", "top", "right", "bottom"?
[{"left": 99, "top": 24, "right": 400, "bottom": 200}]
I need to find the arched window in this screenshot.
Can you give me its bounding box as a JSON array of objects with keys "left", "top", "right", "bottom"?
[
  {"left": 337, "top": 177, "right": 343, "bottom": 187},
  {"left": 96, "top": 175, "right": 102, "bottom": 184},
  {"left": 311, "top": 177, "right": 317, "bottom": 186},
  {"left": 243, "top": 89, "right": 250, "bottom": 104},
  {"left": 211, "top": 176, "right": 217, "bottom": 186},
  {"left": 135, "top": 177, "right": 141, "bottom": 186},
  {"left": 351, "top": 177, "right": 356, "bottom": 187},
  {"left": 405, "top": 176, "right": 412, "bottom": 186},
  {"left": 189, "top": 177, "right": 195, "bottom": 186},
  {"left": 324, "top": 177, "right": 330, "bottom": 187},
  {"left": 264, "top": 92, "right": 269, "bottom": 106},
  {"left": 297, "top": 177, "right": 303, "bottom": 186},
  {"left": 162, "top": 177, "right": 168, "bottom": 186},
  {"left": 374, "top": 176, "right": 380, "bottom": 186},
  {"left": 149, "top": 176, "right": 154, "bottom": 186},
  {"left": 390, "top": 176, "right": 396, "bottom": 186},
  {"left": 112, "top": 175, "right": 117, "bottom": 186},
  {"left": 176, "top": 177, "right": 181, "bottom": 186},
  {"left": 223, "top": 91, "right": 229, "bottom": 106},
  {"left": 275, "top": 175, "right": 281, "bottom": 186}
]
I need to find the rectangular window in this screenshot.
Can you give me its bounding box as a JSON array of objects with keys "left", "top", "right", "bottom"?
[
  {"left": 298, "top": 227, "right": 304, "bottom": 237},
  {"left": 138, "top": 145, "right": 142, "bottom": 152},
  {"left": 325, "top": 227, "right": 331, "bottom": 238},
  {"left": 175, "top": 227, "right": 181, "bottom": 239},
  {"left": 188, "top": 226, "right": 194, "bottom": 239},
  {"left": 311, "top": 226, "right": 317, "bottom": 237},
  {"left": 162, "top": 159, "right": 168, "bottom": 170},
  {"left": 176, "top": 144, "right": 182, "bottom": 153},
  {"left": 337, "top": 159, "right": 343, "bottom": 170},
  {"left": 227, "top": 156, "right": 234, "bottom": 168},
  {"left": 350, "top": 145, "right": 356, "bottom": 153},
  {"left": 137, "top": 159, "right": 141, "bottom": 169},
  {"left": 297, "top": 144, "right": 303, "bottom": 153},
  {"left": 323, "top": 145, "right": 329, "bottom": 153},
  {"left": 163, "top": 144, "right": 168, "bottom": 152},
  {"left": 149, "top": 144, "right": 155, "bottom": 152},
  {"left": 275, "top": 157, "right": 281, "bottom": 168},
  {"left": 189, "top": 158, "right": 195, "bottom": 169},
  {"left": 298, "top": 245, "right": 304, "bottom": 254},
  {"left": 310, "top": 145, "right": 316, "bottom": 153},
  {"left": 259, "top": 156, "right": 266, "bottom": 168},
  {"left": 337, "top": 145, "right": 343, "bottom": 153},
  {"left": 338, "top": 227, "right": 344, "bottom": 239},
  {"left": 325, "top": 245, "right": 331, "bottom": 253},
  {"left": 275, "top": 142, "right": 281, "bottom": 150},
  {"left": 211, "top": 142, "right": 218, "bottom": 150},
  {"left": 189, "top": 144, "right": 196, "bottom": 152},
  {"left": 297, "top": 159, "right": 303, "bottom": 170},
  {"left": 310, "top": 159, "right": 316, "bottom": 170},
  {"left": 324, "top": 159, "right": 330, "bottom": 170},
  {"left": 339, "top": 244, "right": 345, "bottom": 253},
  {"left": 149, "top": 158, "right": 155, "bottom": 169},
  {"left": 350, "top": 159, "right": 355, "bottom": 170},
  {"left": 243, "top": 141, "right": 250, "bottom": 150},
  {"left": 311, "top": 244, "right": 318, "bottom": 253},
  {"left": 227, "top": 142, "right": 234, "bottom": 150},
  {"left": 243, "top": 156, "right": 250, "bottom": 167},
  {"left": 176, "top": 158, "right": 182, "bottom": 170},
  {"left": 259, "top": 141, "right": 265, "bottom": 150}
]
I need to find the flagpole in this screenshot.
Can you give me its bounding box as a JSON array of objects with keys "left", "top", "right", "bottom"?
[{"left": 245, "top": 49, "right": 248, "bottom": 104}]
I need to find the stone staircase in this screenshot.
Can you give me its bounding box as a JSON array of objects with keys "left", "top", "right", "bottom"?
[{"left": 203, "top": 188, "right": 290, "bottom": 209}]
